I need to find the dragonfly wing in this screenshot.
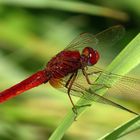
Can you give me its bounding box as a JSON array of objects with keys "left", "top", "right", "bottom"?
[
  {"left": 59, "top": 77, "right": 139, "bottom": 115},
  {"left": 65, "top": 32, "right": 98, "bottom": 52},
  {"left": 83, "top": 89, "right": 138, "bottom": 115},
  {"left": 92, "top": 25, "right": 125, "bottom": 48},
  {"left": 87, "top": 66, "right": 140, "bottom": 96},
  {"left": 65, "top": 25, "right": 124, "bottom": 53}
]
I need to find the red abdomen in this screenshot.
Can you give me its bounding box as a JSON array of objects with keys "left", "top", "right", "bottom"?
[
  {"left": 0, "top": 70, "right": 49, "bottom": 103},
  {"left": 46, "top": 50, "right": 81, "bottom": 79}
]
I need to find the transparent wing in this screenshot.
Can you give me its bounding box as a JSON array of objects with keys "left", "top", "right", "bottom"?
[
  {"left": 65, "top": 32, "right": 98, "bottom": 52},
  {"left": 65, "top": 25, "right": 125, "bottom": 53},
  {"left": 87, "top": 66, "right": 140, "bottom": 96},
  {"left": 59, "top": 76, "right": 139, "bottom": 115}
]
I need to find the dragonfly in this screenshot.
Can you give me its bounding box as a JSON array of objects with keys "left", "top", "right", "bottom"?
[{"left": 0, "top": 25, "right": 139, "bottom": 116}]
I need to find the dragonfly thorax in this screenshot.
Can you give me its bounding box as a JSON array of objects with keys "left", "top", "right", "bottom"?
[
  {"left": 46, "top": 50, "right": 81, "bottom": 79},
  {"left": 80, "top": 47, "right": 99, "bottom": 66}
]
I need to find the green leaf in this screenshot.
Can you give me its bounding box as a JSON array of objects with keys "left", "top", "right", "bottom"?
[
  {"left": 98, "top": 115, "right": 140, "bottom": 140},
  {"left": 49, "top": 33, "right": 140, "bottom": 140}
]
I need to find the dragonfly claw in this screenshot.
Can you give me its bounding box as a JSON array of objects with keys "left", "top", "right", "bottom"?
[
  {"left": 72, "top": 107, "right": 78, "bottom": 121},
  {"left": 72, "top": 104, "right": 92, "bottom": 120}
]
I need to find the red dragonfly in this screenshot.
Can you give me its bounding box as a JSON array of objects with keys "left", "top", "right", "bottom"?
[{"left": 0, "top": 25, "right": 139, "bottom": 115}]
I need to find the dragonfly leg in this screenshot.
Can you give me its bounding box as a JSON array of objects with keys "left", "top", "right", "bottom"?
[
  {"left": 82, "top": 67, "right": 101, "bottom": 85},
  {"left": 82, "top": 67, "right": 92, "bottom": 84},
  {"left": 65, "top": 73, "right": 75, "bottom": 88},
  {"left": 87, "top": 70, "right": 102, "bottom": 75},
  {"left": 82, "top": 67, "right": 111, "bottom": 89},
  {"left": 83, "top": 66, "right": 102, "bottom": 75},
  {"left": 69, "top": 88, "right": 92, "bottom": 107},
  {"left": 65, "top": 71, "right": 79, "bottom": 117}
]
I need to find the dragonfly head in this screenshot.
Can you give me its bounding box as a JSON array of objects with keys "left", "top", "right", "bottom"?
[{"left": 81, "top": 47, "right": 99, "bottom": 66}]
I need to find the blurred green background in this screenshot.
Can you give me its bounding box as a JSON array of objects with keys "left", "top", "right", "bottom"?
[{"left": 0, "top": 0, "right": 140, "bottom": 140}]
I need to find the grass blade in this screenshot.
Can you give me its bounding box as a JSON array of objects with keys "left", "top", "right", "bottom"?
[{"left": 98, "top": 115, "right": 140, "bottom": 140}]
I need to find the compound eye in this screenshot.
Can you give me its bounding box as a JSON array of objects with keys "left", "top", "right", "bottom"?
[
  {"left": 82, "top": 47, "right": 99, "bottom": 66},
  {"left": 88, "top": 50, "right": 99, "bottom": 66}
]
